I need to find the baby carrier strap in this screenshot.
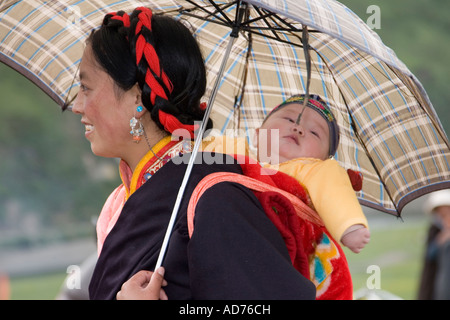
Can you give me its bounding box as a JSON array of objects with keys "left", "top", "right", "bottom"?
[{"left": 187, "top": 171, "right": 324, "bottom": 238}]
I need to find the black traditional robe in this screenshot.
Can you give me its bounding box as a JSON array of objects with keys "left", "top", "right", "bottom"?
[{"left": 89, "top": 153, "right": 315, "bottom": 299}]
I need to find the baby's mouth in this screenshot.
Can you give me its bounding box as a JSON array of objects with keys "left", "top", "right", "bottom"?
[{"left": 284, "top": 134, "right": 299, "bottom": 145}]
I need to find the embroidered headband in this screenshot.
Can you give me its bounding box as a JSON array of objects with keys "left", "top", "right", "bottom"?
[
  {"left": 267, "top": 94, "right": 340, "bottom": 157},
  {"left": 105, "top": 7, "right": 198, "bottom": 137}
]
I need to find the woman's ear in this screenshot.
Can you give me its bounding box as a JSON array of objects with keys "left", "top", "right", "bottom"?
[
  {"left": 127, "top": 82, "right": 140, "bottom": 102},
  {"left": 130, "top": 84, "right": 146, "bottom": 117}
]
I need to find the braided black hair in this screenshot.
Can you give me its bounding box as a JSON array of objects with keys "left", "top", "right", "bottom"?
[{"left": 87, "top": 7, "right": 212, "bottom": 135}]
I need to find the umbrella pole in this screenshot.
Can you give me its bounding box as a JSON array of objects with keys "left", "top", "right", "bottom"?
[
  {"left": 155, "top": 35, "right": 237, "bottom": 270},
  {"left": 296, "top": 26, "right": 311, "bottom": 125}
]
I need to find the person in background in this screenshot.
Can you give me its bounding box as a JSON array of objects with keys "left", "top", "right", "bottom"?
[
  {"left": 0, "top": 273, "right": 10, "bottom": 300},
  {"left": 418, "top": 189, "right": 450, "bottom": 300}
]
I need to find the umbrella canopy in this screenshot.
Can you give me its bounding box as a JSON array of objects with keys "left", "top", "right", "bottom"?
[
  {"left": 175, "top": 0, "right": 450, "bottom": 216},
  {"left": 0, "top": 0, "right": 173, "bottom": 107},
  {"left": 1, "top": 0, "right": 450, "bottom": 216}
]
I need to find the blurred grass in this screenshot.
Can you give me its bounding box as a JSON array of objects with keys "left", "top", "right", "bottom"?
[
  {"left": 10, "top": 272, "right": 66, "bottom": 300},
  {"left": 344, "top": 216, "right": 428, "bottom": 300}
]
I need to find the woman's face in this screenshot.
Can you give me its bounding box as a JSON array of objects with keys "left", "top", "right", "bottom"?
[{"left": 72, "top": 45, "right": 137, "bottom": 159}]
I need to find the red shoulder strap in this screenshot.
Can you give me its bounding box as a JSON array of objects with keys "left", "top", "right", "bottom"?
[{"left": 186, "top": 172, "right": 323, "bottom": 238}]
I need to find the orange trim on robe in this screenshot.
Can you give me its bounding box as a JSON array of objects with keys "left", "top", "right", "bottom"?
[{"left": 96, "top": 136, "right": 188, "bottom": 254}]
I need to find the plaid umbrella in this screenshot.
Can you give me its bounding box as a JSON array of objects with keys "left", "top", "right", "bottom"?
[
  {"left": 1, "top": 0, "right": 449, "bottom": 216},
  {"left": 0, "top": 0, "right": 174, "bottom": 107},
  {"left": 175, "top": 0, "right": 450, "bottom": 218}
]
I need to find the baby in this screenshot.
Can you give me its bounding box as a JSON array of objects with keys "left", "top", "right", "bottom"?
[
  {"left": 255, "top": 94, "right": 370, "bottom": 253},
  {"left": 117, "top": 94, "right": 370, "bottom": 299}
]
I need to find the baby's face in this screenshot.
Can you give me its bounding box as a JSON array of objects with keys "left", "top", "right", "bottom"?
[{"left": 256, "top": 103, "right": 330, "bottom": 164}]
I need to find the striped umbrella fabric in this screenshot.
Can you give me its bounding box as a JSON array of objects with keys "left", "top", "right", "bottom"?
[
  {"left": 1, "top": 0, "right": 449, "bottom": 216},
  {"left": 172, "top": 0, "right": 450, "bottom": 216},
  {"left": 0, "top": 0, "right": 178, "bottom": 107}
]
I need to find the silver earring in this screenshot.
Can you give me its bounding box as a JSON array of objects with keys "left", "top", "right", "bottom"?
[{"left": 130, "top": 116, "right": 143, "bottom": 143}]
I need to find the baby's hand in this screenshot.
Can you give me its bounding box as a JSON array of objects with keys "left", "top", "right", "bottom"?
[
  {"left": 341, "top": 226, "right": 370, "bottom": 253},
  {"left": 116, "top": 267, "right": 168, "bottom": 300}
]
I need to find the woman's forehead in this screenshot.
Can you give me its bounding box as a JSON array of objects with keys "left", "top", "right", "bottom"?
[{"left": 79, "top": 46, "right": 110, "bottom": 82}]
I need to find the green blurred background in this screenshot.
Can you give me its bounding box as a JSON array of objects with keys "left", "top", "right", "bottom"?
[{"left": 1, "top": 0, "right": 449, "bottom": 299}]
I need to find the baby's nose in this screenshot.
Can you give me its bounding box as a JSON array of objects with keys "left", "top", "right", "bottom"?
[{"left": 292, "top": 124, "right": 304, "bottom": 135}]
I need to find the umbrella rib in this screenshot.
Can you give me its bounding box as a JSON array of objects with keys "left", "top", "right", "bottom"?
[
  {"left": 317, "top": 56, "right": 399, "bottom": 211},
  {"left": 250, "top": 6, "right": 282, "bottom": 41},
  {"left": 243, "top": 7, "right": 319, "bottom": 34},
  {"left": 310, "top": 47, "right": 400, "bottom": 214},
  {"left": 181, "top": 1, "right": 315, "bottom": 45},
  {"left": 296, "top": 27, "right": 312, "bottom": 124},
  {"left": 181, "top": 1, "right": 316, "bottom": 49},
  {"left": 241, "top": 9, "right": 312, "bottom": 48},
  {"left": 348, "top": 114, "right": 399, "bottom": 213},
  {"left": 244, "top": 28, "right": 304, "bottom": 47},
  {"left": 179, "top": 13, "right": 304, "bottom": 47},
  {"left": 243, "top": 7, "right": 309, "bottom": 37},
  {"left": 0, "top": 0, "right": 20, "bottom": 11},
  {"left": 62, "top": 61, "right": 80, "bottom": 111},
  {"left": 233, "top": 31, "right": 252, "bottom": 131},
  {"left": 179, "top": 10, "right": 231, "bottom": 28},
  {"left": 258, "top": 8, "right": 307, "bottom": 30},
  {"left": 205, "top": 0, "right": 234, "bottom": 25},
  {"left": 266, "top": 11, "right": 307, "bottom": 32},
  {"left": 181, "top": 0, "right": 234, "bottom": 26}
]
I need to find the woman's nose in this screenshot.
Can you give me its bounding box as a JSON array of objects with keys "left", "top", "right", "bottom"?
[{"left": 71, "top": 93, "right": 84, "bottom": 114}]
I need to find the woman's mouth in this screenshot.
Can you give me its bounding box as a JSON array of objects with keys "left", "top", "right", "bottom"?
[{"left": 82, "top": 122, "right": 94, "bottom": 137}]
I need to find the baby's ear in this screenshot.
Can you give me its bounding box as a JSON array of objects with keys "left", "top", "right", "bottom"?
[{"left": 347, "top": 169, "right": 363, "bottom": 192}]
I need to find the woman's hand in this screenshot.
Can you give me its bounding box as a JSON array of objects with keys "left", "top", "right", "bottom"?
[{"left": 116, "top": 267, "right": 168, "bottom": 300}]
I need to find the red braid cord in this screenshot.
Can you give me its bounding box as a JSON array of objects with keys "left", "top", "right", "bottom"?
[
  {"left": 145, "top": 71, "right": 167, "bottom": 103},
  {"left": 134, "top": 7, "right": 173, "bottom": 103},
  {"left": 136, "top": 9, "right": 152, "bottom": 30},
  {"left": 109, "top": 12, "right": 130, "bottom": 27},
  {"left": 158, "top": 110, "right": 199, "bottom": 139}
]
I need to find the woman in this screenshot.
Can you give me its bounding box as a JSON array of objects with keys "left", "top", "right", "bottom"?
[{"left": 72, "top": 7, "right": 315, "bottom": 300}]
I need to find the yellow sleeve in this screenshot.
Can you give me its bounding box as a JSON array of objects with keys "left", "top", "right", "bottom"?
[{"left": 276, "top": 158, "right": 368, "bottom": 243}]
